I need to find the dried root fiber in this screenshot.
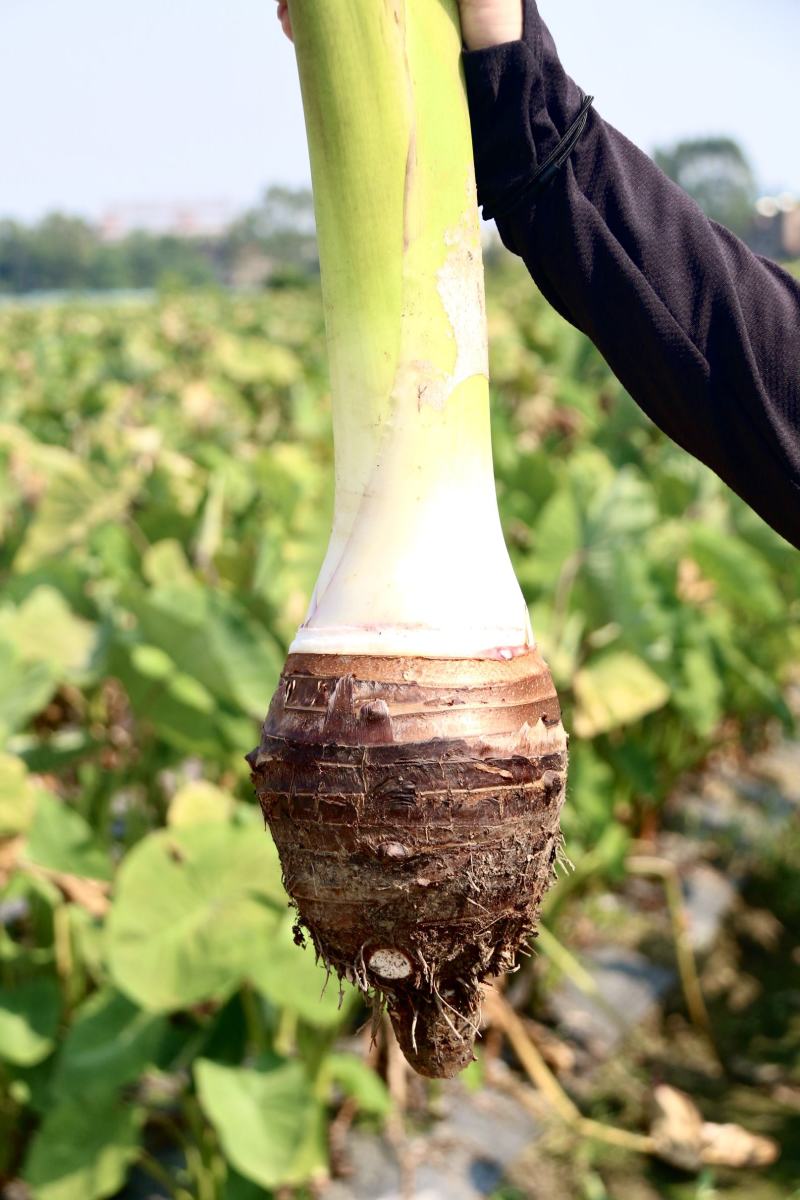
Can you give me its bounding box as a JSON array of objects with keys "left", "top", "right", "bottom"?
[{"left": 247, "top": 649, "right": 567, "bottom": 1078}]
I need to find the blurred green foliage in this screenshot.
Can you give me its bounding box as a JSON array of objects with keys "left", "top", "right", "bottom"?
[{"left": 0, "top": 264, "right": 797, "bottom": 1196}]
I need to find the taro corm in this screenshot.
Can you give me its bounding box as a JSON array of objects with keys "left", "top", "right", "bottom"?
[{"left": 248, "top": 0, "right": 568, "bottom": 1078}]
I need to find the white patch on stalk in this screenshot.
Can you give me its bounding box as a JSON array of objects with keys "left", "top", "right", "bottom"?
[
  {"left": 368, "top": 948, "right": 413, "bottom": 980},
  {"left": 397, "top": 213, "right": 490, "bottom": 413},
  {"left": 421, "top": 217, "right": 489, "bottom": 411}
]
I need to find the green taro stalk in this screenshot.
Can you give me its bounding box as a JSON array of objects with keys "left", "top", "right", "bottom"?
[{"left": 249, "top": 0, "right": 568, "bottom": 1078}]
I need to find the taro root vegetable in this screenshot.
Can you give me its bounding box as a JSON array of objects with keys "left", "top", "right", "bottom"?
[{"left": 248, "top": 0, "right": 568, "bottom": 1078}]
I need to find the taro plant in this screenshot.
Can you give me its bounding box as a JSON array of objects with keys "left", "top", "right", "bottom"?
[{"left": 0, "top": 265, "right": 796, "bottom": 1194}]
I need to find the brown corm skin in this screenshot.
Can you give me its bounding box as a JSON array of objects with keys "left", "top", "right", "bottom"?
[{"left": 247, "top": 648, "right": 568, "bottom": 1078}]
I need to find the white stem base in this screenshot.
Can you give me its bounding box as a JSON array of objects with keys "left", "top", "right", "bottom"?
[
  {"left": 290, "top": 430, "right": 534, "bottom": 659},
  {"left": 289, "top": 620, "right": 534, "bottom": 659}
]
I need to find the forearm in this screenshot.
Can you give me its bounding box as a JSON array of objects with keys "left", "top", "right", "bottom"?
[{"left": 464, "top": 0, "right": 800, "bottom": 548}]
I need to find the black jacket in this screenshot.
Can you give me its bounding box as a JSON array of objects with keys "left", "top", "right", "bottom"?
[{"left": 463, "top": 0, "right": 800, "bottom": 550}]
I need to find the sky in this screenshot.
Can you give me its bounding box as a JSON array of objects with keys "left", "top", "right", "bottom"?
[{"left": 0, "top": 0, "right": 797, "bottom": 223}]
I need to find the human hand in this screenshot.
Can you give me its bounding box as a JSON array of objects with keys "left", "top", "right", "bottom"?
[
  {"left": 274, "top": 1, "right": 522, "bottom": 51},
  {"left": 276, "top": 0, "right": 292, "bottom": 40},
  {"left": 458, "top": 0, "right": 522, "bottom": 50}
]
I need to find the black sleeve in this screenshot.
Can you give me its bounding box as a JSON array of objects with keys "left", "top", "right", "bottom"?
[{"left": 463, "top": 0, "right": 800, "bottom": 550}]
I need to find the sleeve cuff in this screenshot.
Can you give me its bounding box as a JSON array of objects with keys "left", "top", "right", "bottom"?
[{"left": 463, "top": 0, "right": 585, "bottom": 217}]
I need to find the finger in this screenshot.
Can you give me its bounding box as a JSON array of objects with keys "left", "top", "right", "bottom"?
[{"left": 277, "top": 0, "right": 293, "bottom": 41}]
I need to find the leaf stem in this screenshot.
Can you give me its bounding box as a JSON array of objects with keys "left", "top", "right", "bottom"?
[
  {"left": 486, "top": 990, "right": 656, "bottom": 1155},
  {"left": 626, "top": 854, "right": 714, "bottom": 1040},
  {"left": 536, "top": 924, "right": 601, "bottom": 997},
  {"left": 137, "top": 1149, "right": 193, "bottom": 1200}
]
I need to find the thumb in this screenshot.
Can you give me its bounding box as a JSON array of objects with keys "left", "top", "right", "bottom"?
[{"left": 277, "top": 0, "right": 293, "bottom": 41}]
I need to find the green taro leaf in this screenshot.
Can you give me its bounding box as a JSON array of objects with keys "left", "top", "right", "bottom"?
[
  {"left": 107, "top": 822, "right": 285, "bottom": 1011},
  {"left": 129, "top": 642, "right": 172, "bottom": 681},
  {"left": 142, "top": 537, "right": 197, "bottom": 588},
  {"left": 0, "top": 639, "right": 56, "bottom": 739},
  {"left": 250, "top": 914, "right": 356, "bottom": 1028},
  {"left": 0, "top": 977, "right": 61, "bottom": 1066},
  {"left": 215, "top": 334, "right": 301, "bottom": 387},
  {"left": 524, "top": 484, "right": 582, "bottom": 591},
  {"left": 195, "top": 1058, "right": 326, "bottom": 1189},
  {"left": 14, "top": 458, "right": 136, "bottom": 573},
  {"left": 223, "top": 1170, "right": 269, "bottom": 1200},
  {"left": 561, "top": 742, "right": 615, "bottom": 845},
  {"left": 573, "top": 651, "right": 670, "bottom": 738},
  {"left": 51, "top": 988, "right": 168, "bottom": 1098},
  {"left": 688, "top": 524, "right": 784, "bottom": 620},
  {"left": 167, "top": 780, "right": 234, "bottom": 827},
  {"left": 0, "top": 752, "right": 39, "bottom": 836},
  {"left": 672, "top": 641, "right": 725, "bottom": 738},
  {"left": 324, "top": 1052, "right": 391, "bottom": 1115},
  {"left": 66, "top": 905, "right": 107, "bottom": 986},
  {"left": 23, "top": 1095, "right": 143, "bottom": 1200},
  {"left": 115, "top": 643, "right": 230, "bottom": 756},
  {"left": 129, "top": 585, "right": 281, "bottom": 718},
  {"left": 25, "top": 791, "right": 112, "bottom": 881},
  {"left": 0, "top": 586, "right": 96, "bottom": 678}
]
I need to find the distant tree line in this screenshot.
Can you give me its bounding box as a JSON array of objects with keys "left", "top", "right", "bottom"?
[
  {"left": 653, "top": 137, "right": 757, "bottom": 239},
  {"left": 0, "top": 187, "right": 318, "bottom": 295},
  {"left": 0, "top": 214, "right": 218, "bottom": 293},
  {"left": 0, "top": 144, "right": 793, "bottom": 295}
]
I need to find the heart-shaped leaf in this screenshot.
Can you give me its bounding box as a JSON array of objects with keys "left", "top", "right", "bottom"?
[{"left": 107, "top": 823, "right": 285, "bottom": 1011}]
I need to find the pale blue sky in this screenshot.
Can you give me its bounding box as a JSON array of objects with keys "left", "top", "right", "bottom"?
[{"left": 0, "top": 0, "right": 797, "bottom": 222}]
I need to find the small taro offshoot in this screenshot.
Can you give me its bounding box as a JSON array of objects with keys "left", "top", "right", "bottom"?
[{"left": 248, "top": 0, "right": 568, "bottom": 1078}]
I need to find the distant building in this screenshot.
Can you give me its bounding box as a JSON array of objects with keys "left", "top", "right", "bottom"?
[
  {"left": 227, "top": 249, "right": 276, "bottom": 290},
  {"left": 784, "top": 207, "right": 800, "bottom": 259},
  {"left": 750, "top": 193, "right": 800, "bottom": 260},
  {"left": 99, "top": 200, "right": 234, "bottom": 242}
]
